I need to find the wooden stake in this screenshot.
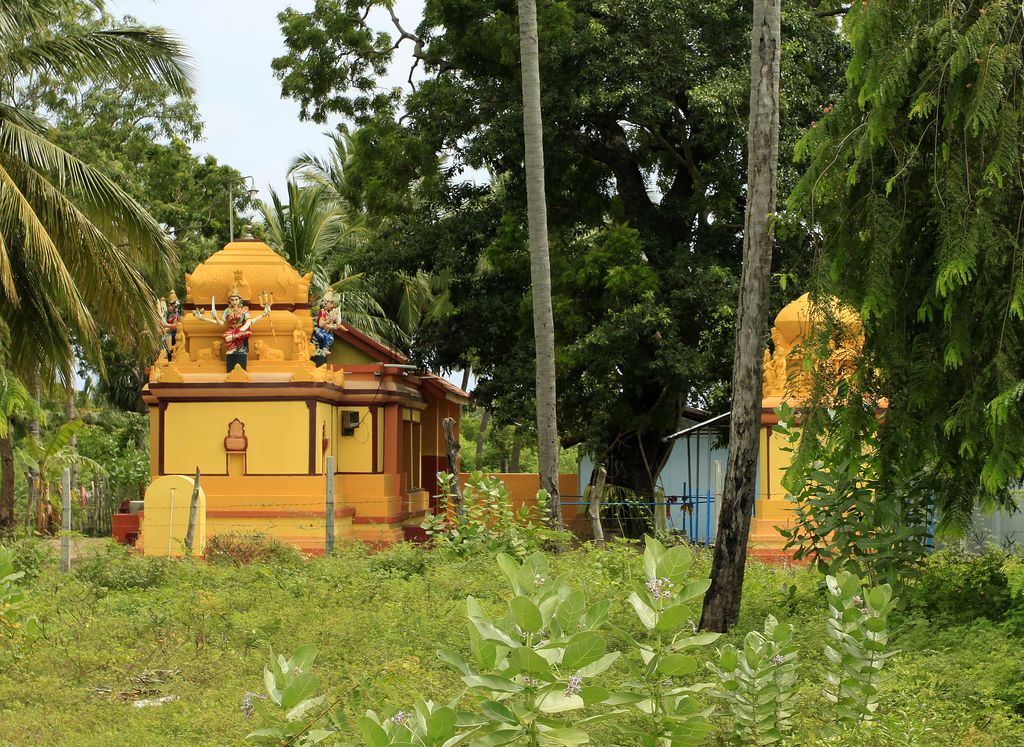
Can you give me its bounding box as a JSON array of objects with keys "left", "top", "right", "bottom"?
[
  {"left": 325, "top": 455, "right": 335, "bottom": 555},
  {"left": 183, "top": 467, "right": 201, "bottom": 555},
  {"left": 589, "top": 466, "right": 607, "bottom": 547},
  {"left": 441, "top": 417, "right": 463, "bottom": 515}
]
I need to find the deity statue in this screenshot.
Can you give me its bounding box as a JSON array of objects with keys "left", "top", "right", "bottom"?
[
  {"left": 310, "top": 294, "right": 346, "bottom": 367},
  {"left": 159, "top": 290, "right": 183, "bottom": 360},
  {"left": 192, "top": 284, "right": 272, "bottom": 372},
  {"left": 292, "top": 327, "right": 311, "bottom": 361}
]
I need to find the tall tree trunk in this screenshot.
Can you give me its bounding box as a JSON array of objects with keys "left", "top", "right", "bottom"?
[
  {"left": 460, "top": 366, "right": 472, "bottom": 393},
  {"left": 701, "top": 0, "right": 781, "bottom": 633},
  {"left": 0, "top": 435, "right": 14, "bottom": 535},
  {"left": 509, "top": 426, "right": 522, "bottom": 472},
  {"left": 517, "top": 0, "right": 562, "bottom": 527},
  {"left": 475, "top": 409, "right": 491, "bottom": 470}
]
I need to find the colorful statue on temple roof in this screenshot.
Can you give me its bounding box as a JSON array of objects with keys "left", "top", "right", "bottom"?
[
  {"left": 310, "top": 292, "right": 345, "bottom": 367},
  {"left": 159, "top": 290, "right": 183, "bottom": 360},
  {"left": 192, "top": 283, "right": 272, "bottom": 371}
]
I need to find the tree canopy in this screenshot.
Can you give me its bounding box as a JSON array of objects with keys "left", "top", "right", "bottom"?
[
  {"left": 790, "top": 0, "right": 1024, "bottom": 527},
  {"left": 273, "top": 0, "right": 847, "bottom": 492},
  {"left": 0, "top": 0, "right": 194, "bottom": 378}
]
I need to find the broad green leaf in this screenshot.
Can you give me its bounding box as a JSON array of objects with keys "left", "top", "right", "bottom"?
[
  {"left": 480, "top": 699, "right": 518, "bottom": 725},
  {"left": 496, "top": 553, "right": 522, "bottom": 592},
  {"left": 627, "top": 592, "right": 657, "bottom": 630},
  {"left": 288, "top": 644, "right": 318, "bottom": 673},
  {"left": 438, "top": 648, "right": 474, "bottom": 676},
  {"left": 471, "top": 728, "right": 526, "bottom": 746},
  {"left": 576, "top": 651, "right": 620, "bottom": 678},
  {"left": 654, "top": 603, "right": 691, "bottom": 632},
  {"left": 281, "top": 672, "right": 319, "bottom": 710},
  {"left": 263, "top": 665, "right": 282, "bottom": 705},
  {"left": 562, "top": 633, "right": 606, "bottom": 672},
  {"left": 535, "top": 725, "right": 591, "bottom": 745},
  {"left": 429, "top": 706, "right": 459, "bottom": 738},
  {"left": 510, "top": 596, "right": 544, "bottom": 634},
  {"left": 509, "top": 646, "right": 552, "bottom": 677},
  {"left": 580, "top": 685, "right": 610, "bottom": 705},
  {"left": 462, "top": 674, "right": 523, "bottom": 692},
  {"left": 537, "top": 690, "right": 585, "bottom": 713},
  {"left": 657, "top": 653, "right": 697, "bottom": 676},
  {"left": 655, "top": 545, "right": 694, "bottom": 587},
  {"left": 357, "top": 716, "right": 390, "bottom": 747}
]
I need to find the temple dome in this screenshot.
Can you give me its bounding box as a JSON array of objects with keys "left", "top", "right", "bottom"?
[
  {"left": 772, "top": 292, "right": 861, "bottom": 347},
  {"left": 184, "top": 238, "right": 312, "bottom": 306}
]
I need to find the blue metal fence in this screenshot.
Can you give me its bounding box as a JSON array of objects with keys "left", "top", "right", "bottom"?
[{"left": 668, "top": 487, "right": 717, "bottom": 545}]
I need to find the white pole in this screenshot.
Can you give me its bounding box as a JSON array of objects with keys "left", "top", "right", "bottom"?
[
  {"left": 60, "top": 469, "right": 71, "bottom": 572},
  {"left": 167, "top": 487, "right": 175, "bottom": 559}
]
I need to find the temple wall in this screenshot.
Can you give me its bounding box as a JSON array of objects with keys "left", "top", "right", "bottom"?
[{"left": 163, "top": 401, "right": 310, "bottom": 475}]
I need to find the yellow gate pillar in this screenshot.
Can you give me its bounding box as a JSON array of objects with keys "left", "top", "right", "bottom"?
[{"left": 142, "top": 474, "right": 206, "bottom": 557}]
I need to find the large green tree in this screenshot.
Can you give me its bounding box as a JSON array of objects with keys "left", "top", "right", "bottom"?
[
  {"left": 0, "top": 0, "right": 192, "bottom": 378},
  {"left": 790, "top": 0, "right": 1024, "bottom": 527},
  {"left": 274, "top": 0, "right": 846, "bottom": 493}
]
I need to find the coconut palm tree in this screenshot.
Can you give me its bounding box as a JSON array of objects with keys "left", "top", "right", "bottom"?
[
  {"left": 517, "top": 0, "right": 562, "bottom": 526},
  {"left": 259, "top": 180, "right": 366, "bottom": 292},
  {"left": 289, "top": 129, "right": 355, "bottom": 206},
  {"left": 0, "top": 0, "right": 193, "bottom": 379}
]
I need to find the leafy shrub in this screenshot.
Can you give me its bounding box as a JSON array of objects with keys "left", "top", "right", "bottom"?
[
  {"left": 437, "top": 551, "right": 617, "bottom": 745},
  {"left": 422, "top": 472, "right": 570, "bottom": 558},
  {"left": 245, "top": 644, "right": 336, "bottom": 745},
  {"left": 908, "top": 546, "right": 1012, "bottom": 623},
  {"left": 708, "top": 615, "right": 799, "bottom": 745},
  {"left": 367, "top": 542, "right": 431, "bottom": 578},
  {"left": 73, "top": 539, "right": 169, "bottom": 591},
  {"left": 0, "top": 546, "right": 36, "bottom": 640},
  {"left": 777, "top": 403, "right": 931, "bottom": 588},
  {"left": 1, "top": 536, "right": 53, "bottom": 581},
  {"left": 824, "top": 571, "right": 898, "bottom": 725},
  {"left": 611, "top": 536, "right": 719, "bottom": 746},
  {"left": 205, "top": 531, "right": 303, "bottom": 566}
]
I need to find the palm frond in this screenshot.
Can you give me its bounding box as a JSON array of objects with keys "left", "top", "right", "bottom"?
[{"left": 2, "top": 28, "right": 195, "bottom": 97}]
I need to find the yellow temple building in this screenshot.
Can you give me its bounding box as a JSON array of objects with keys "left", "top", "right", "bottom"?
[
  {"left": 747, "top": 292, "right": 865, "bottom": 556},
  {"left": 136, "top": 239, "right": 468, "bottom": 556}
]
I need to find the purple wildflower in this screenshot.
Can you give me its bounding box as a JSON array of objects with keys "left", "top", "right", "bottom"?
[
  {"left": 852, "top": 594, "right": 865, "bottom": 608},
  {"left": 565, "top": 675, "right": 583, "bottom": 696},
  {"left": 771, "top": 654, "right": 785, "bottom": 666},
  {"left": 240, "top": 691, "right": 266, "bottom": 718},
  {"left": 391, "top": 710, "right": 410, "bottom": 725},
  {"left": 646, "top": 577, "right": 675, "bottom": 600}
]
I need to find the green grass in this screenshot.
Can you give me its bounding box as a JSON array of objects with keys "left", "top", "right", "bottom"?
[{"left": 1, "top": 539, "right": 1023, "bottom": 746}]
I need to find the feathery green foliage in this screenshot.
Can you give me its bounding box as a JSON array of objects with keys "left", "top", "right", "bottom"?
[{"left": 790, "top": 0, "right": 1024, "bottom": 527}]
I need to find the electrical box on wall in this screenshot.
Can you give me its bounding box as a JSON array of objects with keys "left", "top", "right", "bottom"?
[{"left": 341, "top": 410, "right": 360, "bottom": 434}]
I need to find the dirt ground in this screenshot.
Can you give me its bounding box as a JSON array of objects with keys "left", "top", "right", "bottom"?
[{"left": 42, "top": 536, "right": 115, "bottom": 562}]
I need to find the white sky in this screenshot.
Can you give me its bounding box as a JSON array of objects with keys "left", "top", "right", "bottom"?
[{"left": 109, "top": 0, "right": 423, "bottom": 199}]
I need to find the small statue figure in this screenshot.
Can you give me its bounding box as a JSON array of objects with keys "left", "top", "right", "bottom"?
[
  {"left": 292, "top": 327, "right": 311, "bottom": 361},
  {"left": 159, "top": 290, "right": 183, "bottom": 360},
  {"left": 310, "top": 293, "right": 346, "bottom": 367},
  {"left": 192, "top": 284, "right": 271, "bottom": 372},
  {"left": 254, "top": 339, "right": 284, "bottom": 361}
]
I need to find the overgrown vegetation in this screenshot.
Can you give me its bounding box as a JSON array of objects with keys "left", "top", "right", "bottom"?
[
  {"left": 422, "top": 472, "right": 570, "bottom": 558},
  {"left": 1, "top": 542, "right": 1023, "bottom": 745}
]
